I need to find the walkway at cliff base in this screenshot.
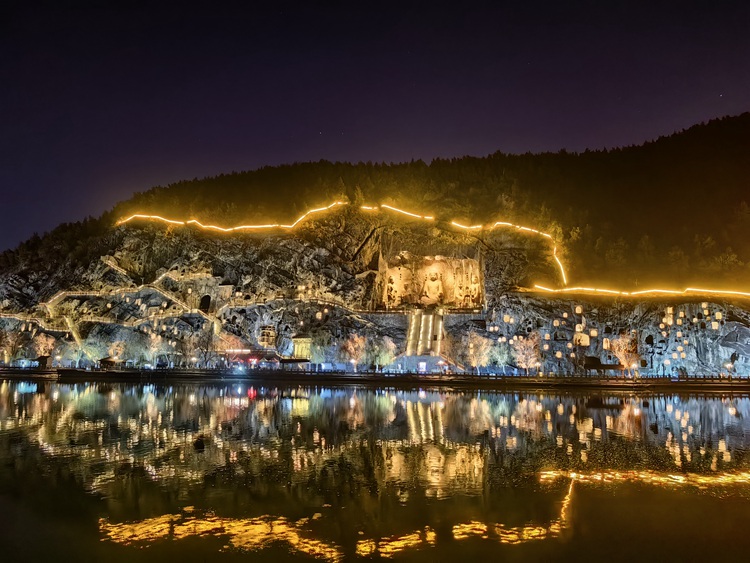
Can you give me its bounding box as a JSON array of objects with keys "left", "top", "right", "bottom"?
[{"left": 3, "top": 367, "right": 750, "bottom": 392}]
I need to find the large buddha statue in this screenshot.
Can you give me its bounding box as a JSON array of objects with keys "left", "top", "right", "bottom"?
[{"left": 420, "top": 271, "right": 444, "bottom": 306}]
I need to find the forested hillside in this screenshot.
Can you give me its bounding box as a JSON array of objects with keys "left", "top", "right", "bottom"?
[{"left": 2, "top": 113, "right": 748, "bottom": 289}]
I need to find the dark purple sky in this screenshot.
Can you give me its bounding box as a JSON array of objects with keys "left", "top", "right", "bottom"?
[{"left": 1, "top": 1, "right": 748, "bottom": 250}]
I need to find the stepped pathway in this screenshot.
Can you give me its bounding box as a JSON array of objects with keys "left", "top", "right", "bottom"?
[{"left": 406, "top": 310, "right": 443, "bottom": 356}]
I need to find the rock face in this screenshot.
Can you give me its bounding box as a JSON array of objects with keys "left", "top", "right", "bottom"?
[{"left": 1, "top": 205, "right": 749, "bottom": 375}]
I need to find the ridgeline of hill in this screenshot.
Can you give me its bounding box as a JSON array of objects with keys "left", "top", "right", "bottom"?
[{"left": 2, "top": 113, "right": 749, "bottom": 290}]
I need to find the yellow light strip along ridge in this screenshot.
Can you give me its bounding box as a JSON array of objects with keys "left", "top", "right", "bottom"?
[
  {"left": 117, "top": 202, "right": 561, "bottom": 279},
  {"left": 116, "top": 200, "right": 750, "bottom": 298},
  {"left": 534, "top": 285, "right": 750, "bottom": 299},
  {"left": 116, "top": 201, "right": 347, "bottom": 232}
]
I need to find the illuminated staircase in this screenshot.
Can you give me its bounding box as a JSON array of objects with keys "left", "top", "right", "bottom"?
[{"left": 406, "top": 309, "right": 443, "bottom": 356}]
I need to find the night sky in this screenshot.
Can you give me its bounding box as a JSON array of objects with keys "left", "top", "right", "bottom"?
[{"left": 1, "top": 1, "right": 748, "bottom": 250}]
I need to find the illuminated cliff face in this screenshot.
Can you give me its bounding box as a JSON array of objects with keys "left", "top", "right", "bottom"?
[{"left": 4, "top": 200, "right": 750, "bottom": 374}]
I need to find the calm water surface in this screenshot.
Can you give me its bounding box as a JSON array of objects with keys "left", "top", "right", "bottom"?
[{"left": 2, "top": 379, "right": 750, "bottom": 561}]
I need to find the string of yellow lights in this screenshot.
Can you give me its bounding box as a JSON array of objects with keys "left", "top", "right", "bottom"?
[
  {"left": 115, "top": 201, "right": 347, "bottom": 232},
  {"left": 115, "top": 200, "right": 750, "bottom": 298},
  {"left": 117, "top": 201, "right": 564, "bottom": 280},
  {"left": 533, "top": 285, "right": 750, "bottom": 299}
]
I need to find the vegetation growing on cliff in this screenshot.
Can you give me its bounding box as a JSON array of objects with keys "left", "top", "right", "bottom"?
[{"left": 1, "top": 113, "right": 748, "bottom": 289}]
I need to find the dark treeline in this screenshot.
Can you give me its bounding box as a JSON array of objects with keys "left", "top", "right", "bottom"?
[{"left": 2, "top": 113, "right": 749, "bottom": 289}]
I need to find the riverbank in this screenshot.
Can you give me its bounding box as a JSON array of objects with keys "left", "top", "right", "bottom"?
[{"left": 2, "top": 367, "right": 750, "bottom": 392}]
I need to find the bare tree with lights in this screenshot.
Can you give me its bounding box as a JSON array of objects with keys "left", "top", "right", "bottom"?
[{"left": 511, "top": 331, "right": 541, "bottom": 375}]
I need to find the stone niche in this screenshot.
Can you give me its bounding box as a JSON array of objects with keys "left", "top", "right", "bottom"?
[{"left": 379, "top": 251, "right": 484, "bottom": 309}]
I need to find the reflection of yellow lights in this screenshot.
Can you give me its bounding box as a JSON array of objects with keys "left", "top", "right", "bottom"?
[
  {"left": 99, "top": 513, "right": 343, "bottom": 561},
  {"left": 355, "top": 527, "right": 437, "bottom": 558},
  {"left": 539, "top": 470, "right": 750, "bottom": 488},
  {"left": 452, "top": 521, "right": 488, "bottom": 540},
  {"left": 533, "top": 285, "right": 750, "bottom": 300},
  {"left": 358, "top": 481, "right": 574, "bottom": 558}
]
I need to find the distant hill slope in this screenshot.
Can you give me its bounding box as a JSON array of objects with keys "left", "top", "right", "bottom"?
[{"left": 2, "top": 113, "right": 749, "bottom": 289}]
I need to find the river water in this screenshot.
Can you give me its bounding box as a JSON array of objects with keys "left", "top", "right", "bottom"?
[{"left": 1, "top": 379, "right": 750, "bottom": 561}]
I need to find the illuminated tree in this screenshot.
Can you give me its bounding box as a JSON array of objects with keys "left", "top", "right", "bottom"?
[
  {"left": 465, "top": 331, "right": 492, "bottom": 373},
  {"left": 108, "top": 340, "right": 126, "bottom": 359},
  {"left": 366, "top": 336, "right": 398, "bottom": 371},
  {"left": 178, "top": 334, "right": 199, "bottom": 366},
  {"left": 0, "top": 330, "right": 27, "bottom": 364},
  {"left": 194, "top": 328, "right": 218, "bottom": 368},
  {"left": 511, "top": 332, "right": 541, "bottom": 375},
  {"left": 310, "top": 330, "right": 334, "bottom": 367},
  {"left": 610, "top": 333, "right": 641, "bottom": 376},
  {"left": 28, "top": 333, "right": 56, "bottom": 358},
  {"left": 83, "top": 336, "right": 108, "bottom": 364},
  {"left": 487, "top": 341, "right": 513, "bottom": 374},
  {"left": 340, "top": 333, "right": 366, "bottom": 372},
  {"left": 146, "top": 335, "right": 167, "bottom": 366}
]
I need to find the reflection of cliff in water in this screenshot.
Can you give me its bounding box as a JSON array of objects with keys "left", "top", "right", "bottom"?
[{"left": 1, "top": 381, "right": 750, "bottom": 517}]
